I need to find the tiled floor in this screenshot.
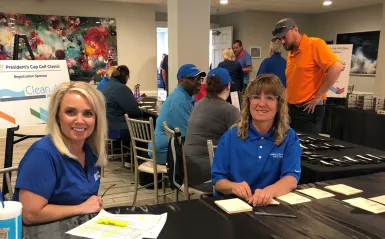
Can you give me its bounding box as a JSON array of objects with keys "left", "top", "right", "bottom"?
[{"left": 0, "top": 137, "right": 177, "bottom": 209}]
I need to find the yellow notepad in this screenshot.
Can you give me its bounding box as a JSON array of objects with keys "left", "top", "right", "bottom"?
[
  {"left": 214, "top": 198, "right": 253, "bottom": 214},
  {"left": 296, "top": 188, "right": 335, "bottom": 199},
  {"left": 343, "top": 197, "right": 385, "bottom": 214},
  {"left": 369, "top": 195, "right": 385, "bottom": 205},
  {"left": 277, "top": 192, "right": 311, "bottom": 205},
  {"left": 324, "top": 184, "right": 363, "bottom": 196}
]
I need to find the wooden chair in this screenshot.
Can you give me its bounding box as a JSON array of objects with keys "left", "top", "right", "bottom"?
[
  {"left": 207, "top": 140, "right": 217, "bottom": 194},
  {"left": 163, "top": 121, "right": 212, "bottom": 200},
  {"left": 0, "top": 166, "right": 18, "bottom": 200},
  {"left": 125, "top": 115, "right": 173, "bottom": 206}
]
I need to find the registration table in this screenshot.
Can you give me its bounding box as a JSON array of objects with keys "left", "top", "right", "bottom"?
[
  {"left": 299, "top": 135, "right": 385, "bottom": 184},
  {"left": 331, "top": 106, "right": 385, "bottom": 151},
  {"left": 23, "top": 173, "right": 385, "bottom": 239}
]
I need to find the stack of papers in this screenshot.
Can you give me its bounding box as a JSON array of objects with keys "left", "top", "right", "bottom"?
[
  {"left": 296, "top": 188, "right": 335, "bottom": 199},
  {"left": 66, "top": 210, "right": 167, "bottom": 239},
  {"left": 343, "top": 197, "right": 385, "bottom": 214},
  {"left": 277, "top": 192, "right": 311, "bottom": 205},
  {"left": 369, "top": 195, "right": 385, "bottom": 205},
  {"left": 215, "top": 198, "right": 252, "bottom": 214},
  {"left": 324, "top": 184, "right": 363, "bottom": 195}
]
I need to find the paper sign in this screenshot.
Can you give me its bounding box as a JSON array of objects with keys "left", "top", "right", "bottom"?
[
  {"left": 214, "top": 198, "right": 252, "bottom": 214},
  {"left": 0, "top": 60, "right": 69, "bottom": 129},
  {"left": 369, "top": 195, "right": 385, "bottom": 205},
  {"left": 343, "top": 197, "right": 385, "bottom": 214},
  {"left": 324, "top": 184, "right": 363, "bottom": 196},
  {"left": 297, "top": 188, "right": 335, "bottom": 199},
  {"left": 230, "top": 91, "right": 240, "bottom": 112},
  {"left": 277, "top": 192, "right": 311, "bottom": 205}
]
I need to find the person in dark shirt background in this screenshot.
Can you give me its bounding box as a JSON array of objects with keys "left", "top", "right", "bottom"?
[
  {"left": 257, "top": 38, "right": 287, "bottom": 87},
  {"left": 161, "top": 54, "right": 168, "bottom": 91},
  {"left": 218, "top": 48, "right": 244, "bottom": 103}
]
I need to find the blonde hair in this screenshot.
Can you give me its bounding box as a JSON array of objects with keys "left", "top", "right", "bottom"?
[
  {"left": 237, "top": 74, "right": 289, "bottom": 145},
  {"left": 223, "top": 48, "right": 235, "bottom": 61},
  {"left": 46, "top": 81, "right": 108, "bottom": 166},
  {"left": 105, "top": 66, "right": 118, "bottom": 79},
  {"left": 270, "top": 38, "right": 283, "bottom": 54}
]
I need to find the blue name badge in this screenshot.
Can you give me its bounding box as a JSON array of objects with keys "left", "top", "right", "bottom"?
[{"left": 0, "top": 215, "right": 22, "bottom": 239}]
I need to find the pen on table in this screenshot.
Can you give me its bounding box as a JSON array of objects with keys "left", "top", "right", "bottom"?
[
  {"left": 101, "top": 184, "right": 116, "bottom": 198},
  {"left": 254, "top": 212, "right": 297, "bottom": 218}
]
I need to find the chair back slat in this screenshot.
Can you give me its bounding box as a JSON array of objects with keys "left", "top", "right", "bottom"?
[
  {"left": 0, "top": 166, "right": 18, "bottom": 200},
  {"left": 207, "top": 140, "right": 217, "bottom": 167}
]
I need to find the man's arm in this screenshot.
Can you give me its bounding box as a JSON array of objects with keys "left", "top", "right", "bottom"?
[
  {"left": 243, "top": 66, "right": 253, "bottom": 73},
  {"left": 304, "top": 62, "right": 343, "bottom": 113}
]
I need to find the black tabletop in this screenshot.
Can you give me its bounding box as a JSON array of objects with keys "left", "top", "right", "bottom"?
[
  {"left": 299, "top": 134, "right": 385, "bottom": 184},
  {"left": 23, "top": 173, "right": 385, "bottom": 239}
]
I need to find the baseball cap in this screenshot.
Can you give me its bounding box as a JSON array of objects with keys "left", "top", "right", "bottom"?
[
  {"left": 208, "top": 68, "right": 232, "bottom": 85},
  {"left": 177, "top": 64, "right": 206, "bottom": 80},
  {"left": 272, "top": 18, "right": 297, "bottom": 38}
]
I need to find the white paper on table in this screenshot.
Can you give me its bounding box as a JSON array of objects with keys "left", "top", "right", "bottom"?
[
  {"left": 269, "top": 199, "right": 280, "bottom": 205},
  {"left": 214, "top": 198, "right": 252, "bottom": 214},
  {"left": 230, "top": 92, "right": 240, "bottom": 112},
  {"left": 66, "top": 210, "right": 167, "bottom": 239},
  {"left": 296, "top": 188, "right": 335, "bottom": 199},
  {"left": 343, "top": 197, "right": 385, "bottom": 214},
  {"left": 277, "top": 192, "right": 311, "bottom": 205},
  {"left": 369, "top": 195, "right": 385, "bottom": 205},
  {"left": 324, "top": 184, "right": 363, "bottom": 196}
]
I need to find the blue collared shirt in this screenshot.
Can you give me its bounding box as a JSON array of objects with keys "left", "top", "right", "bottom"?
[
  {"left": 13, "top": 136, "right": 101, "bottom": 205},
  {"left": 96, "top": 77, "right": 110, "bottom": 91},
  {"left": 236, "top": 50, "right": 252, "bottom": 85},
  {"left": 257, "top": 53, "right": 287, "bottom": 87},
  {"left": 211, "top": 122, "right": 301, "bottom": 195},
  {"left": 150, "top": 85, "right": 195, "bottom": 164}
]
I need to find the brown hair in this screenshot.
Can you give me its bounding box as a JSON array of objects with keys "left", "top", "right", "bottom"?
[
  {"left": 206, "top": 75, "right": 227, "bottom": 97},
  {"left": 111, "top": 65, "right": 129, "bottom": 84},
  {"left": 237, "top": 74, "right": 289, "bottom": 145}
]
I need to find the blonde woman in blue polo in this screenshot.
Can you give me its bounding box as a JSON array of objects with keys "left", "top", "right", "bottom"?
[{"left": 211, "top": 74, "right": 301, "bottom": 207}]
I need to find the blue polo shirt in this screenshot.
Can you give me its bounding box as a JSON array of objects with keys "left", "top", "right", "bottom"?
[
  {"left": 13, "top": 136, "right": 101, "bottom": 205},
  {"left": 149, "top": 85, "right": 195, "bottom": 164},
  {"left": 236, "top": 50, "right": 252, "bottom": 85},
  {"left": 211, "top": 123, "right": 301, "bottom": 195},
  {"left": 96, "top": 77, "right": 110, "bottom": 91},
  {"left": 257, "top": 53, "right": 287, "bottom": 87}
]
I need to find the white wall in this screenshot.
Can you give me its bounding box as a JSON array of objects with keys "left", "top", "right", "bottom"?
[
  {"left": 312, "top": 4, "right": 383, "bottom": 93},
  {"left": 0, "top": 0, "right": 157, "bottom": 93},
  {"left": 0, "top": 0, "right": 157, "bottom": 137},
  {"left": 218, "top": 11, "right": 313, "bottom": 80}
]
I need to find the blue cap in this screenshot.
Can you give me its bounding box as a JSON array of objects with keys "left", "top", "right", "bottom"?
[
  {"left": 207, "top": 68, "right": 233, "bottom": 85},
  {"left": 177, "top": 64, "right": 206, "bottom": 80}
]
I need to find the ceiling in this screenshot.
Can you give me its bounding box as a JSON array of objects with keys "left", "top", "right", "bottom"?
[{"left": 97, "top": 0, "right": 384, "bottom": 14}]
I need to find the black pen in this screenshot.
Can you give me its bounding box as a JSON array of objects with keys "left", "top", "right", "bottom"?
[{"left": 254, "top": 212, "right": 297, "bottom": 218}]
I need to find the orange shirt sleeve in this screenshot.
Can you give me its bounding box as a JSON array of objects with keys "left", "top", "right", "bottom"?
[{"left": 312, "top": 39, "right": 340, "bottom": 72}]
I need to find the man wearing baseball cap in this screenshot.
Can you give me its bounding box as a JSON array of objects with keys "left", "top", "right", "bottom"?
[
  {"left": 150, "top": 64, "right": 206, "bottom": 164},
  {"left": 272, "top": 18, "right": 343, "bottom": 134}
]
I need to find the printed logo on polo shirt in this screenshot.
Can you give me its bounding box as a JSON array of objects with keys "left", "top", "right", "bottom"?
[
  {"left": 94, "top": 171, "right": 100, "bottom": 181},
  {"left": 270, "top": 153, "right": 284, "bottom": 159},
  {"left": 0, "top": 228, "right": 10, "bottom": 239}
]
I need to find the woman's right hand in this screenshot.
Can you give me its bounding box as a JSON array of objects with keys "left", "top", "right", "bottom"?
[
  {"left": 78, "top": 195, "right": 103, "bottom": 215},
  {"left": 231, "top": 181, "right": 253, "bottom": 201}
]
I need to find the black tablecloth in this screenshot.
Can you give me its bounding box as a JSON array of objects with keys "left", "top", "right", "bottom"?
[
  {"left": 300, "top": 136, "right": 385, "bottom": 184},
  {"left": 331, "top": 106, "right": 385, "bottom": 151},
  {"left": 23, "top": 173, "right": 385, "bottom": 239}
]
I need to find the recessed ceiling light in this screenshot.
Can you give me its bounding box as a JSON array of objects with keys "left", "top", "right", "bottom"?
[
  {"left": 220, "top": 0, "right": 228, "bottom": 4},
  {"left": 323, "top": 0, "right": 332, "bottom": 6}
]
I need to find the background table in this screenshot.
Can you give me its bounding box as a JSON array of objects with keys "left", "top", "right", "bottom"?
[
  {"left": 331, "top": 106, "right": 385, "bottom": 151},
  {"left": 23, "top": 173, "right": 385, "bottom": 239},
  {"left": 300, "top": 136, "right": 385, "bottom": 184}
]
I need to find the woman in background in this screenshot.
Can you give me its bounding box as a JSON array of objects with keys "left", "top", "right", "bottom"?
[
  {"left": 97, "top": 65, "right": 118, "bottom": 91},
  {"left": 185, "top": 67, "right": 240, "bottom": 186},
  {"left": 212, "top": 74, "right": 301, "bottom": 207},
  {"left": 218, "top": 48, "right": 244, "bottom": 103},
  {"left": 14, "top": 82, "right": 107, "bottom": 225}
]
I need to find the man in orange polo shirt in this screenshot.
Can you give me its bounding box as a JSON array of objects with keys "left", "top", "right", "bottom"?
[{"left": 272, "top": 18, "right": 344, "bottom": 134}]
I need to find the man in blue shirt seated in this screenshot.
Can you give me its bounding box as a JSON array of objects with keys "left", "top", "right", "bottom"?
[
  {"left": 150, "top": 64, "right": 206, "bottom": 164},
  {"left": 257, "top": 38, "right": 287, "bottom": 87},
  {"left": 211, "top": 74, "right": 301, "bottom": 207}
]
